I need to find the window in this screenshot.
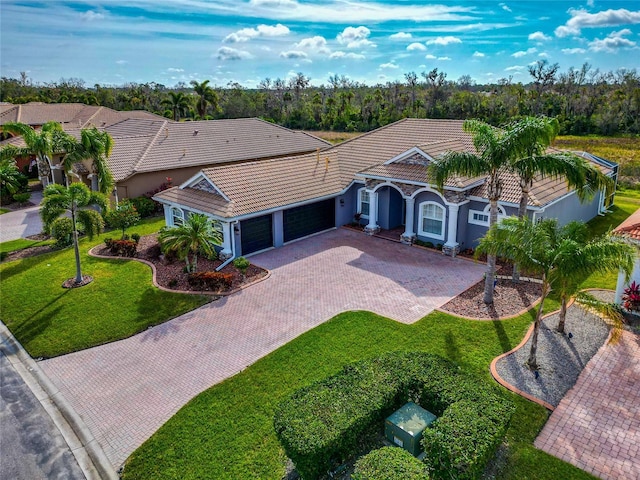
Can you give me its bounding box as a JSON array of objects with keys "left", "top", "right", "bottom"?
[
  {"left": 419, "top": 202, "right": 445, "bottom": 240},
  {"left": 468, "top": 205, "right": 507, "bottom": 226},
  {"left": 358, "top": 188, "right": 370, "bottom": 218},
  {"left": 171, "top": 207, "right": 184, "bottom": 226}
]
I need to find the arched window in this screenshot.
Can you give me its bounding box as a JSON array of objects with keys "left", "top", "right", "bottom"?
[
  {"left": 171, "top": 207, "right": 184, "bottom": 226},
  {"left": 468, "top": 204, "right": 507, "bottom": 226},
  {"left": 418, "top": 201, "right": 445, "bottom": 240},
  {"left": 357, "top": 187, "right": 370, "bottom": 219}
]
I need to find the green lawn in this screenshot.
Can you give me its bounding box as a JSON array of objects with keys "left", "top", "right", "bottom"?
[
  {"left": 0, "top": 207, "right": 9, "bottom": 215},
  {"left": 122, "top": 309, "right": 594, "bottom": 480},
  {"left": 0, "top": 237, "right": 55, "bottom": 255},
  {"left": 0, "top": 217, "right": 210, "bottom": 358}
]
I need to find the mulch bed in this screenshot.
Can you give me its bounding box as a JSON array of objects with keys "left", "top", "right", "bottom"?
[
  {"left": 440, "top": 277, "right": 542, "bottom": 319},
  {"left": 93, "top": 233, "right": 268, "bottom": 294}
]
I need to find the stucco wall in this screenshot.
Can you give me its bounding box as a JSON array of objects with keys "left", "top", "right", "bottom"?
[
  {"left": 539, "top": 191, "right": 601, "bottom": 226},
  {"left": 336, "top": 183, "right": 362, "bottom": 226},
  {"left": 413, "top": 191, "right": 447, "bottom": 245},
  {"left": 116, "top": 167, "right": 203, "bottom": 200}
]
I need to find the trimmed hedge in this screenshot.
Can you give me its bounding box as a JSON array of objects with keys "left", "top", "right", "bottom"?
[
  {"left": 273, "top": 352, "right": 514, "bottom": 480},
  {"left": 187, "top": 271, "right": 233, "bottom": 290},
  {"left": 353, "top": 446, "right": 429, "bottom": 480}
]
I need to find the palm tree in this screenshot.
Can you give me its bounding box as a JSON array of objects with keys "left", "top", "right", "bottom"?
[
  {"left": 0, "top": 159, "right": 23, "bottom": 202},
  {"left": 40, "top": 183, "right": 108, "bottom": 285},
  {"left": 477, "top": 217, "right": 634, "bottom": 369},
  {"left": 79, "top": 128, "right": 115, "bottom": 195},
  {"left": 430, "top": 120, "right": 516, "bottom": 304},
  {"left": 158, "top": 213, "right": 222, "bottom": 273},
  {"left": 190, "top": 80, "right": 218, "bottom": 118},
  {"left": 162, "top": 92, "right": 191, "bottom": 121},
  {"left": 507, "top": 116, "right": 615, "bottom": 281},
  {"left": 0, "top": 121, "right": 63, "bottom": 185}
]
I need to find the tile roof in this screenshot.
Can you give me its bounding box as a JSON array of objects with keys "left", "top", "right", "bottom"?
[
  {"left": 154, "top": 150, "right": 342, "bottom": 218},
  {"left": 613, "top": 208, "right": 640, "bottom": 241}
]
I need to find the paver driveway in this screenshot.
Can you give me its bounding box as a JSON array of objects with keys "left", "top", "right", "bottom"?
[
  {"left": 39, "top": 229, "right": 485, "bottom": 468},
  {"left": 535, "top": 330, "right": 640, "bottom": 480}
]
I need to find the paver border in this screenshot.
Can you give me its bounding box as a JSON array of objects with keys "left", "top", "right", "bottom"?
[
  {"left": 88, "top": 245, "right": 271, "bottom": 296},
  {"left": 489, "top": 289, "right": 617, "bottom": 411},
  {"left": 0, "top": 321, "right": 118, "bottom": 480}
]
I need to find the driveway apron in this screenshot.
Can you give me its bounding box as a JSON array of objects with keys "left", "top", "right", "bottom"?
[
  {"left": 0, "top": 191, "right": 44, "bottom": 242},
  {"left": 39, "top": 229, "right": 486, "bottom": 468}
]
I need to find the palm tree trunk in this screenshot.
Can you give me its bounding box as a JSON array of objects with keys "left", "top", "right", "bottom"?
[
  {"left": 512, "top": 185, "right": 531, "bottom": 283},
  {"left": 71, "top": 205, "right": 83, "bottom": 284},
  {"left": 557, "top": 295, "right": 568, "bottom": 334},
  {"left": 484, "top": 195, "right": 500, "bottom": 304},
  {"left": 527, "top": 279, "right": 549, "bottom": 370}
]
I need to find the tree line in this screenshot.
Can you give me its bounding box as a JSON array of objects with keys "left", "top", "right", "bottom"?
[{"left": 2, "top": 61, "right": 639, "bottom": 135}]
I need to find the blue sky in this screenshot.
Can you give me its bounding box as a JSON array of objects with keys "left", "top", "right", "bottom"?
[{"left": 1, "top": 0, "right": 639, "bottom": 87}]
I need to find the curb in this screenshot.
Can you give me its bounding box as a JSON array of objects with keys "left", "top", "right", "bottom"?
[
  {"left": 0, "top": 322, "right": 118, "bottom": 480},
  {"left": 88, "top": 245, "right": 271, "bottom": 296}
]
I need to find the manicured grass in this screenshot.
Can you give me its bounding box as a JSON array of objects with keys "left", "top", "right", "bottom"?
[
  {"left": 0, "top": 217, "right": 210, "bottom": 358},
  {"left": 0, "top": 237, "right": 54, "bottom": 254},
  {"left": 122, "top": 309, "right": 594, "bottom": 480},
  {"left": 0, "top": 207, "right": 9, "bottom": 215}
]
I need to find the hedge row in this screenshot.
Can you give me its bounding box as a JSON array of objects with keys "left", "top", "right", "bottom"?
[
  {"left": 352, "top": 446, "right": 429, "bottom": 480},
  {"left": 273, "top": 352, "right": 514, "bottom": 480}
]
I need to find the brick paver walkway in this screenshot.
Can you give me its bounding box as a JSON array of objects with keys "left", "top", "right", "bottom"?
[
  {"left": 39, "top": 229, "right": 485, "bottom": 468},
  {"left": 535, "top": 330, "right": 640, "bottom": 480}
]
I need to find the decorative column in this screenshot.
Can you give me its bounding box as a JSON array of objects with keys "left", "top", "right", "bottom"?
[
  {"left": 401, "top": 197, "right": 416, "bottom": 244},
  {"left": 443, "top": 203, "right": 460, "bottom": 257},
  {"left": 219, "top": 221, "right": 233, "bottom": 260},
  {"left": 364, "top": 190, "right": 380, "bottom": 235},
  {"left": 88, "top": 174, "right": 99, "bottom": 191}
]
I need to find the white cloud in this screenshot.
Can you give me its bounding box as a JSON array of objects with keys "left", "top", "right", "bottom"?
[
  {"left": 438, "top": 56, "right": 451, "bottom": 61},
  {"left": 81, "top": 10, "right": 104, "bottom": 21},
  {"left": 337, "top": 26, "right": 376, "bottom": 48},
  {"left": 588, "top": 29, "right": 638, "bottom": 52},
  {"left": 406, "top": 42, "right": 427, "bottom": 51},
  {"left": 250, "top": 0, "right": 297, "bottom": 7},
  {"left": 472, "top": 51, "right": 485, "bottom": 57},
  {"left": 425, "top": 54, "right": 436, "bottom": 59},
  {"left": 223, "top": 23, "right": 290, "bottom": 43},
  {"left": 329, "top": 51, "right": 365, "bottom": 59},
  {"left": 528, "top": 31, "right": 551, "bottom": 41},
  {"left": 555, "top": 8, "right": 640, "bottom": 37},
  {"left": 167, "top": 67, "right": 184, "bottom": 72},
  {"left": 561, "top": 47, "right": 587, "bottom": 54},
  {"left": 538, "top": 52, "right": 548, "bottom": 57},
  {"left": 390, "top": 32, "right": 412, "bottom": 40},
  {"left": 379, "top": 62, "right": 399, "bottom": 69},
  {"left": 505, "top": 65, "right": 525, "bottom": 71},
  {"left": 115, "top": 60, "right": 128, "bottom": 65},
  {"left": 279, "top": 50, "right": 308, "bottom": 59},
  {"left": 295, "top": 36, "right": 327, "bottom": 49},
  {"left": 216, "top": 46, "right": 252, "bottom": 60},
  {"left": 512, "top": 47, "right": 537, "bottom": 57},
  {"left": 500, "top": 3, "right": 512, "bottom": 13},
  {"left": 426, "top": 36, "right": 462, "bottom": 45}
]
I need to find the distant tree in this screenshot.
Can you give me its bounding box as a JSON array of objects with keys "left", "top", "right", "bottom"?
[
  {"left": 105, "top": 200, "right": 140, "bottom": 239},
  {"left": 190, "top": 79, "right": 218, "bottom": 118},
  {"left": 162, "top": 91, "right": 191, "bottom": 121}
]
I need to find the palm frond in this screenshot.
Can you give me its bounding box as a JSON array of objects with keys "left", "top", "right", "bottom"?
[{"left": 575, "top": 291, "right": 624, "bottom": 344}]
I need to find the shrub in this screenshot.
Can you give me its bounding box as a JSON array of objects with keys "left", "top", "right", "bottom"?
[
  {"left": 51, "top": 217, "right": 74, "bottom": 248},
  {"left": 187, "top": 271, "right": 233, "bottom": 290},
  {"left": 131, "top": 233, "right": 141, "bottom": 244},
  {"left": 233, "top": 257, "right": 250, "bottom": 276},
  {"left": 353, "top": 447, "right": 429, "bottom": 480},
  {"left": 414, "top": 240, "right": 435, "bottom": 249},
  {"left": 107, "top": 239, "right": 137, "bottom": 257},
  {"left": 273, "top": 352, "right": 514, "bottom": 480},
  {"left": 105, "top": 200, "right": 141, "bottom": 239},
  {"left": 12, "top": 192, "right": 31, "bottom": 205},
  {"left": 130, "top": 196, "right": 157, "bottom": 218}
]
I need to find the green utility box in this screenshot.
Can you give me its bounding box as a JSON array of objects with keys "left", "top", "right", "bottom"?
[{"left": 385, "top": 402, "right": 437, "bottom": 456}]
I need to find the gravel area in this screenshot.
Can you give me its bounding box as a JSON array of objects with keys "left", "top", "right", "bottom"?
[
  {"left": 440, "top": 277, "right": 542, "bottom": 319},
  {"left": 495, "top": 302, "right": 610, "bottom": 407}
]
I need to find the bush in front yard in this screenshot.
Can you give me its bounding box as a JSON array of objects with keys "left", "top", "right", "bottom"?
[
  {"left": 187, "top": 271, "right": 233, "bottom": 290},
  {"left": 352, "top": 447, "right": 430, "bottom": 480},
  {"left": 273, "top": 352, "right": 514, "bottom": 480},
  {"left": 130, "top": 196, "right": 157, "bottom": 218},
  {"left": 51, "top": 217, "right": 73, "bottom": 248},
  {"left": 105, "top": 238, "right": 137, "bottom": 257}
]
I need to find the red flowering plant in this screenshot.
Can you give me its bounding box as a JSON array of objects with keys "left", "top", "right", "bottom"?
[{"left": 622, "top": 281, "right": 640, "bottom": 311}]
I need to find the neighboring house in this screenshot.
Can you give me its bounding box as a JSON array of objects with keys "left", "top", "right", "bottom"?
[
  {"left": 613, "top": 208, "right": 640, "bottom": 304},
  {"left": 153, "top": 118, "right": 616, "bottom": 259},
  {"left": 0, "top": 103, "right": 330, "bottom": 199}
]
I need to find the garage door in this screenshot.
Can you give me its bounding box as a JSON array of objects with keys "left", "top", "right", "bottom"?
[
  {"left": 283, "top": 199, "right": 335, "bottom": 243},
  {"left": 240, "top": 214, "right": 273, "bottom": 255}
]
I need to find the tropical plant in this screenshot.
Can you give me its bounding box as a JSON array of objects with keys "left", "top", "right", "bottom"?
[
  {"left": 162, "top": 92, "right": 191, "bottom": 121},
  {"left": 105, "top": 200, "right": 141, "bottom": 239},
  {"left": 0, "top": 121, "right": 63, "bottom": 185},
  {"left": 80, "top": 127, "right": 115, "bottom": 194},
  {"left": 430, "top": 119, "right": 516, "bottom": 304},
  {"left": 621, "top": 281, "right": 640, "bottom": 312},
  {"left": 158, "top": 213, "right": 222, "bottom": 273},
  {"left": 477, "top": 217, "right": 634, "bottom": 369},
  {"left": 0, "top": 159, "right": 23, "bottom": 203},
  {"left": 506, "top": 116, "right": 614, "bottom": 281},
  {"left": 191, "top": 80, "right": 219, "bottom": 118},
  {"left": 40, "top": 183, "right": 107, "bottom": 285}
]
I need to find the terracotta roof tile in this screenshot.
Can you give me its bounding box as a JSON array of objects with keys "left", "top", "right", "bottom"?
[{"left": 613, "top": 208, "right": 640, "bottom": 241}]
